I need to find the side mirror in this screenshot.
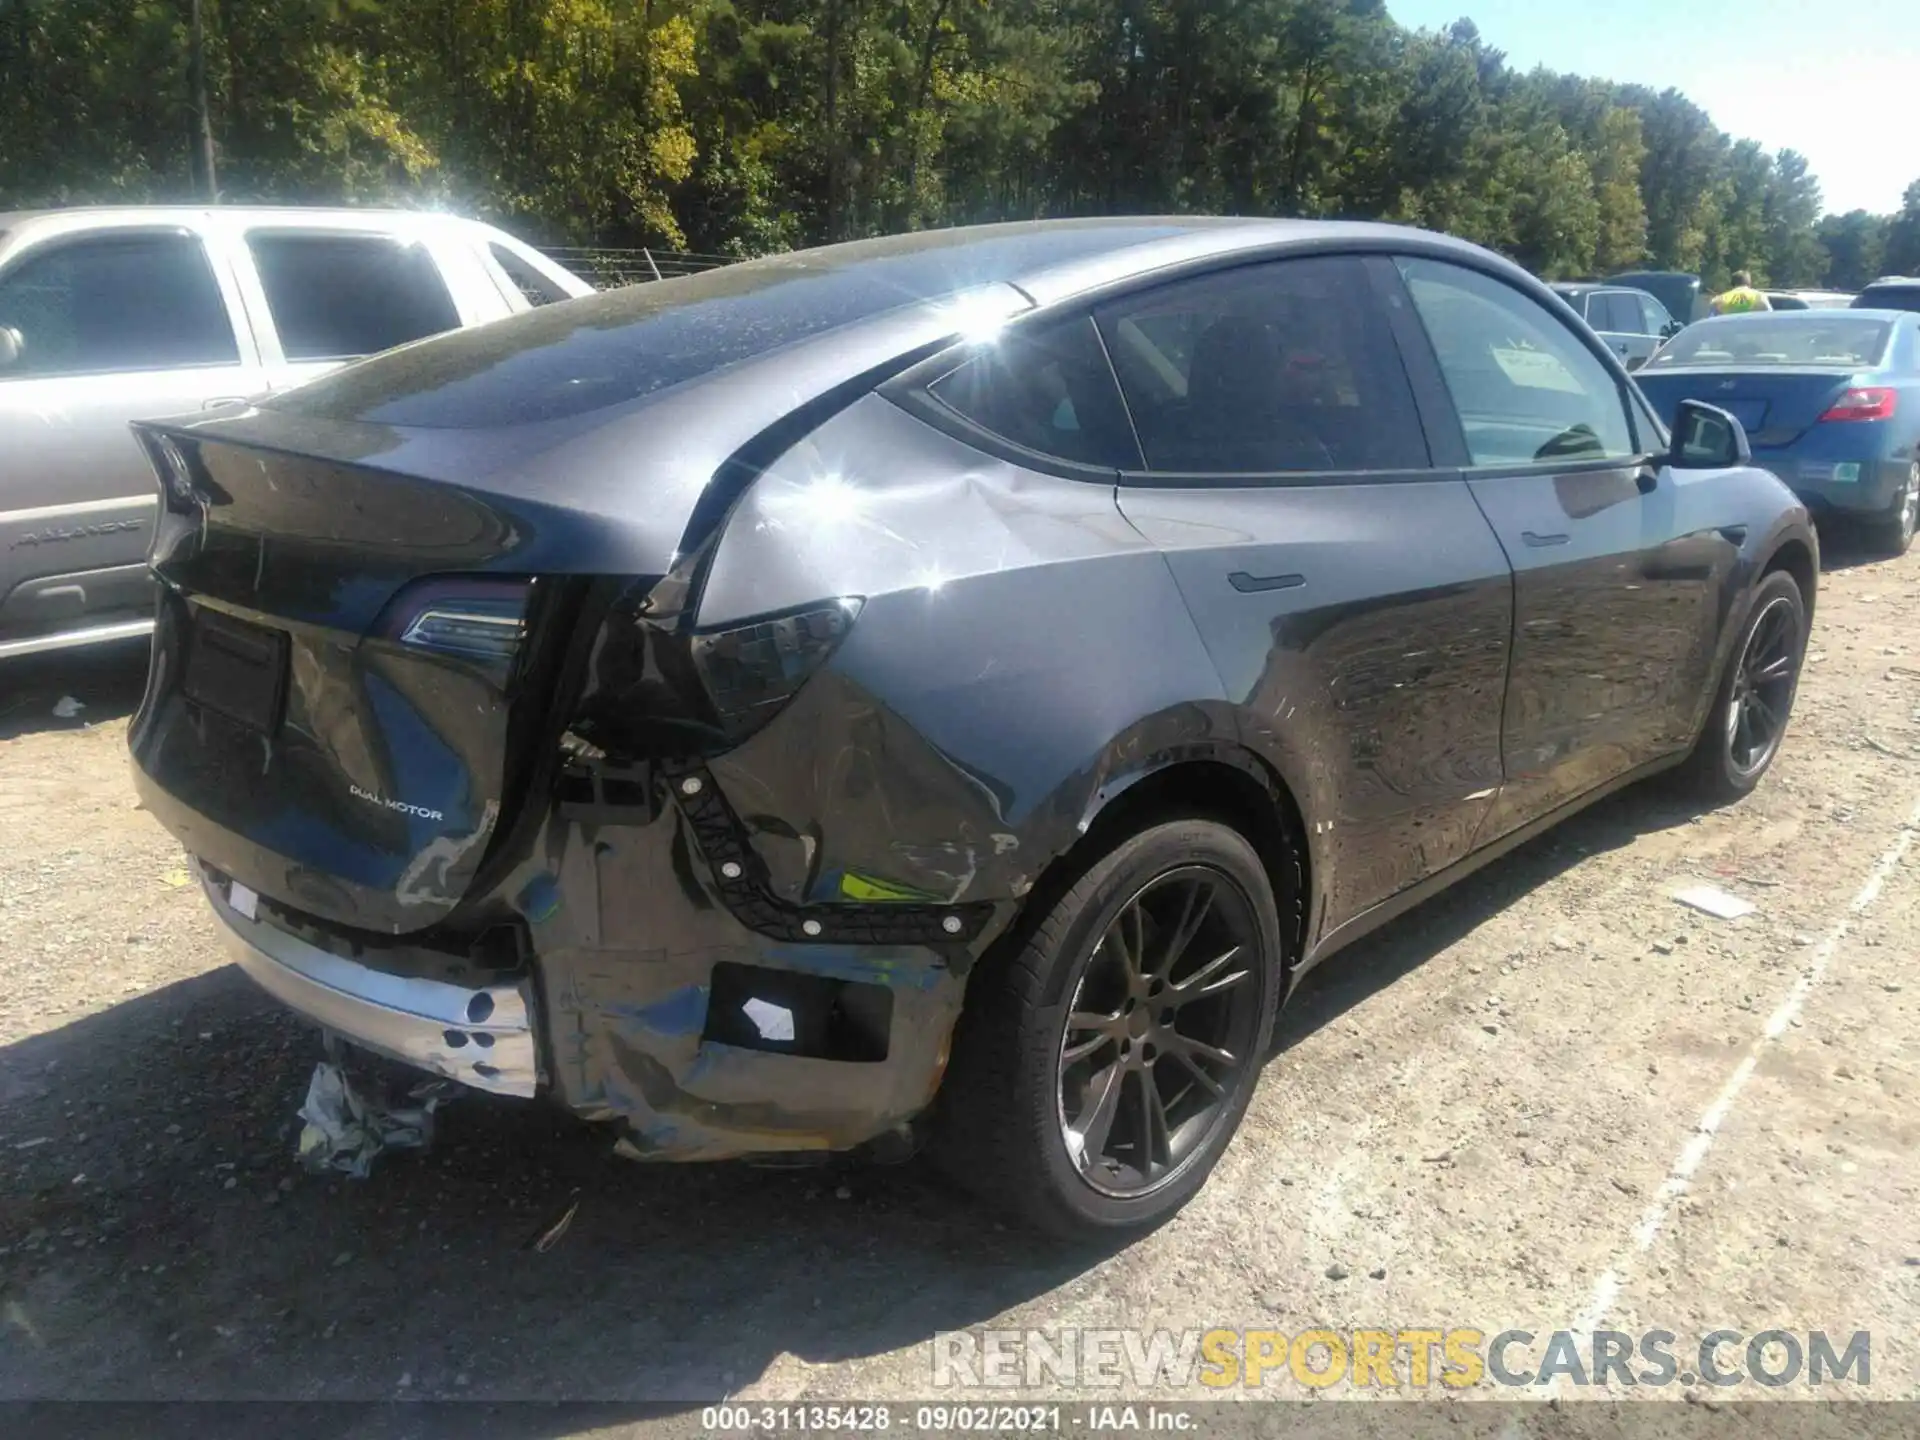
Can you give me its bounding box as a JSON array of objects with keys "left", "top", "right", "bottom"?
[
  {"left": 0, "top": 326, "right": 21, "bottom": 368},
  {"left": 1661, "top": 320, "right": 1684, "bottom": 339},
  {"left": 1671, "top": 398, "right": 1750, "bottom": 469}
]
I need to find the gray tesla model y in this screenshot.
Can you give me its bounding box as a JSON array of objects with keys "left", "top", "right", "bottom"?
[{"left": 128, "top": 218, "right": 1817, "bottom": 1235}]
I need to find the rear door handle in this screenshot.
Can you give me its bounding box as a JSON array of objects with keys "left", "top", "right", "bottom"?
[
  {"left": 1521, "top": 531, "right": 1569, "bottom": 548},
  {"left": 1228, "top": 570, "right": 1306, "bottom": 594}
]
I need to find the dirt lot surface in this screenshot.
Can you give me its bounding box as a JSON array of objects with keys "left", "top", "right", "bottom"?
[{"left": 3, "top": 540, "right": 1919, "bottom": 1430}]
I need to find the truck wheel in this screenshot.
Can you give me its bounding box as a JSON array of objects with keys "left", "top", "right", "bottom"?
[{"left": 933, "top": 820, "right": 1283, "bottom": 1237}]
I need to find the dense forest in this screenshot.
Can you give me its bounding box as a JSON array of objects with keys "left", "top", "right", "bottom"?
[{"left": 4, "top": 0, "right": 1919, "bottom": 289}]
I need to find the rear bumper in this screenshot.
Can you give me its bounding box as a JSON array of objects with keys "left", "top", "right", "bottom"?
[
  {"left": 191, "top": 787, "right": 973, "bottom": 1160},
  {"left": 201, "top": 868, "right": 539, "bottom": 1098},
  {"left": 1761, "top": 455, "right": 1908, "bottom": 517}
]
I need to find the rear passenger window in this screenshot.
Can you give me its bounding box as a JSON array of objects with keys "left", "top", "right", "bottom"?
[
  {"left": 489, "top": 243, "right": 571, "bottom": 307},
  {"left": 1094, "top": 257, "right": 1429, "bottom": 474},
  {"left": 1397, "top": 257, "right": 1636, "bottom": 467},
  {"left": 1592, "top": 293, "right": 1640, "bottom": 333},
  {"left": 0, "top": 232, "right": 239, "bottom": 378},
  {"left": 247, "top": 232, "right": 461, "bottom": 361},
  {"left": 927, "top": 316, "right": 1140, "bottom": 469}
]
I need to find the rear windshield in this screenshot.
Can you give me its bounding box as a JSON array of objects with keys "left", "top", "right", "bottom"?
[
  {"left": 1645, "top": 316, "right": 1891, "bottom": 369},
  {"left": 267, "top": 222, "right": 1190, "bottom": 429},
  {"left": 1856, "top": 285, "right": 1920, "bottom": 313}
]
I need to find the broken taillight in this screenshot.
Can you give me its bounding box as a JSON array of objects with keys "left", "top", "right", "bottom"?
[{"left": 689, "top": 598, "right": 862, "bottom": 742}]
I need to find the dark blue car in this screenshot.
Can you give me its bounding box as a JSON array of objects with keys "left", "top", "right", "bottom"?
[{"left": 1636, "top": 309, "right": 1920, "bottom": 554}]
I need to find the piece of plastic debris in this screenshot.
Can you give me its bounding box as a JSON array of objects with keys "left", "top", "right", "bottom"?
[
  {"left": 741, "top": 997, "right": 795, "bottom": 1042},
  {"left": 295, "top": 1061, "right": 458, "bottom": 1179},
  {"left": 226, "top": 882, "right": 258, "bottom": 920},
  {"left": 51, "top": 695, "right": 84, "bottom": 719},
  {"left": 1672, "top": 885, "right": 1756, "bottom": 921},
  {"left": 161, "top": 867, "right": 191, "bottom": 889},
  {"left": 525, "top": 1191, "right": 581, "bottom": 1253}
]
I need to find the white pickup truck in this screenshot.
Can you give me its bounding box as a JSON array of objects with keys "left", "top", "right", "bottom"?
[{"left": 0, "top": 206, "right": 594, "bottom": 660}]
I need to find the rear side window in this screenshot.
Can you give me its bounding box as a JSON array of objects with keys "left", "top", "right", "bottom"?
[
  {"left": 1397, "top": 257, "right": 1636, "bottom": 467},
  {"left": 927, "top": 317, "right": 1138, "bottom": 469},
  {"left": 1591, "top": 292, "right": 1641, "bottom": 333},
  {"left": 0, "top": 231, "right": 239, "bottom": 378},
  {"left": 490, "top": 243, "right": 571, "bottom": 307},
  {"left": 248, "top": 232, "right": 461, "bottom": 361},
  {"left": 1095, "top": 256, "right": 1429, "bottom": 474}
]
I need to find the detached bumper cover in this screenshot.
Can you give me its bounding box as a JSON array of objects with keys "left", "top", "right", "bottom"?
[{"left": 202, "top": 871, "right": 539, "bottom": 1098}]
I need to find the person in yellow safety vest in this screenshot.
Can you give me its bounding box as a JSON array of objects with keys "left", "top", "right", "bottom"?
[{"left": 1709, "top": 270, "right": 1773, "bottom": 315}]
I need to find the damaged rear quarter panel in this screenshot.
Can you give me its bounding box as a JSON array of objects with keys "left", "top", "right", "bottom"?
[
  {"left": 530, "top": 800, "right": 967, "bottom": 1157},
  {"left": 696, "top": 392, "right": 1238, "bottom": 911}
]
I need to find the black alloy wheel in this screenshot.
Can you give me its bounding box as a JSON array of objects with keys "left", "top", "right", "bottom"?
[
  {"left": 1056, "top": 868, "right": 1264, "bottom": 1198},
  {"left": 1725, "top": 594, "right": 1798, "bottom": 778},
  {"left": 1681, "top": 568, "right": 1807, "bottom": 802},
  {"left": 933, "top": 819, "right": 1285, "bottom": 1237}
]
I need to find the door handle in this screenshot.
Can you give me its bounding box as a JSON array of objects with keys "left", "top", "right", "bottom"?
[
  {"left": 1634, "top": 466, "right": 1660, "bottom": 495},
  {"left": 201, "top": 395, "right": 249, "bottom": 410},
  {"left": 1228, "top": 570, "right": 1306, "bottom": 594},
  {"left": 1521, "top": 530, "right": 1570, "bottom": 547}
]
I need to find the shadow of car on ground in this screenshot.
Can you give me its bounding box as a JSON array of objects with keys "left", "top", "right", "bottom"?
[{"left": 0, "top": 639, "right": 150, "bottom": 742}]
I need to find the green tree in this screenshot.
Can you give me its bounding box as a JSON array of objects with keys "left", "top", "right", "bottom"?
[
  {"left": 1817, "top": 210, "right": 1887, "bottom": 291},
  {"left": 1884, "top": 179, "right": 1920, "bottom": 276},
  {"left": 1589, "top": 104, "right": 1647, "bottom": 272},
  {"left": 0, "top": 0, "right": 1889, "bottom": 283}
]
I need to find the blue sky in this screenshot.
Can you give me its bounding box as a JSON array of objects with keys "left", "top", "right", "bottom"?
[{"left": 1387, "top": 0, "right": 1919, "bottom": 216}]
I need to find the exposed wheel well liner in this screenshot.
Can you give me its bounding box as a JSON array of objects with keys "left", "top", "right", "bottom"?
[{"left": 975, "top": 753, "right": 1310, "bottom": 1014}]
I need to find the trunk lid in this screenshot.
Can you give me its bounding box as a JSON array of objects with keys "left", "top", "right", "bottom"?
[
  {"left": 129, "top": 415, "right": 669, "bottom": 935},
  {"left": 1635, "top": 368, "right": 1864, "bottom": 449}
]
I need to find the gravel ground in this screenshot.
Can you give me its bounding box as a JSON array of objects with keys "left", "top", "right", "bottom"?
[{"left": 2, "top": 539, "right": 1918, "bottom": 1428}]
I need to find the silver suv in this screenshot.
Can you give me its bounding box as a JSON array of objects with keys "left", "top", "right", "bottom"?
[
  {"left": 1549, "top": 282, "right": 1681, "bottom": 370},
  {"left": 0, "top": 206, "right": 592, "bottom": 660}
]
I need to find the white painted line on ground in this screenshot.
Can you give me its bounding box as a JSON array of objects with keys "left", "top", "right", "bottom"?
[{"left": 1568, "top": 796, "right": 1920, "bottom": 1354}]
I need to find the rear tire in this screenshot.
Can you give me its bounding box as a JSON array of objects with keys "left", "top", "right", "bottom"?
[
  {"left": 1677, "top": 569, "right": 1808, "bottom": 804},
  {"left": 1866, "top": 462, "right": 1918, "bottom": 557},
  {"left": 932, "top": 820, "right": 1284, "bottom": 1238}
]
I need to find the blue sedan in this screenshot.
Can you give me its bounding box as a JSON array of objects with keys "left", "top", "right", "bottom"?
[{"left": 1636, "top": 309, "right": 1920, "bottom": 554}]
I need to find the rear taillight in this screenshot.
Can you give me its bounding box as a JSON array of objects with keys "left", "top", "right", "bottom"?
[
  {"left": 379, "top": 577, "right": 531, "bottom": 663},
  {"left": 690, "top": 598, "right": 862, "bottom": 741},
  {"left": 1820, "top": 388, "right": 1897, "bottom": 422},
  {"left": 152, "top": 434, "right": 196, "bottom": 505}
]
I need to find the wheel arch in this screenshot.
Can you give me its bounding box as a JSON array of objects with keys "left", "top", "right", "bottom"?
[
  {"left": 1759, "top": 531, "right": 1818, "bottom": 624},
  {"left": 1003, "top": 743, "right": 1314, "bottom": 997}
]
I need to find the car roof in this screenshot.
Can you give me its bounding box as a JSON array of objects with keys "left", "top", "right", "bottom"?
[
  {"left": 0, "top": 205, "right": 514, "bottom": 258},
  {"left": 184, "top": 216, "right": 1545, "bottom": 508},
  {"left": 260, "top": 216, "right": 1505, "bottom": 427},
  {"left": 1, "top": 203, "right": 479, "bottom": 226}
]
